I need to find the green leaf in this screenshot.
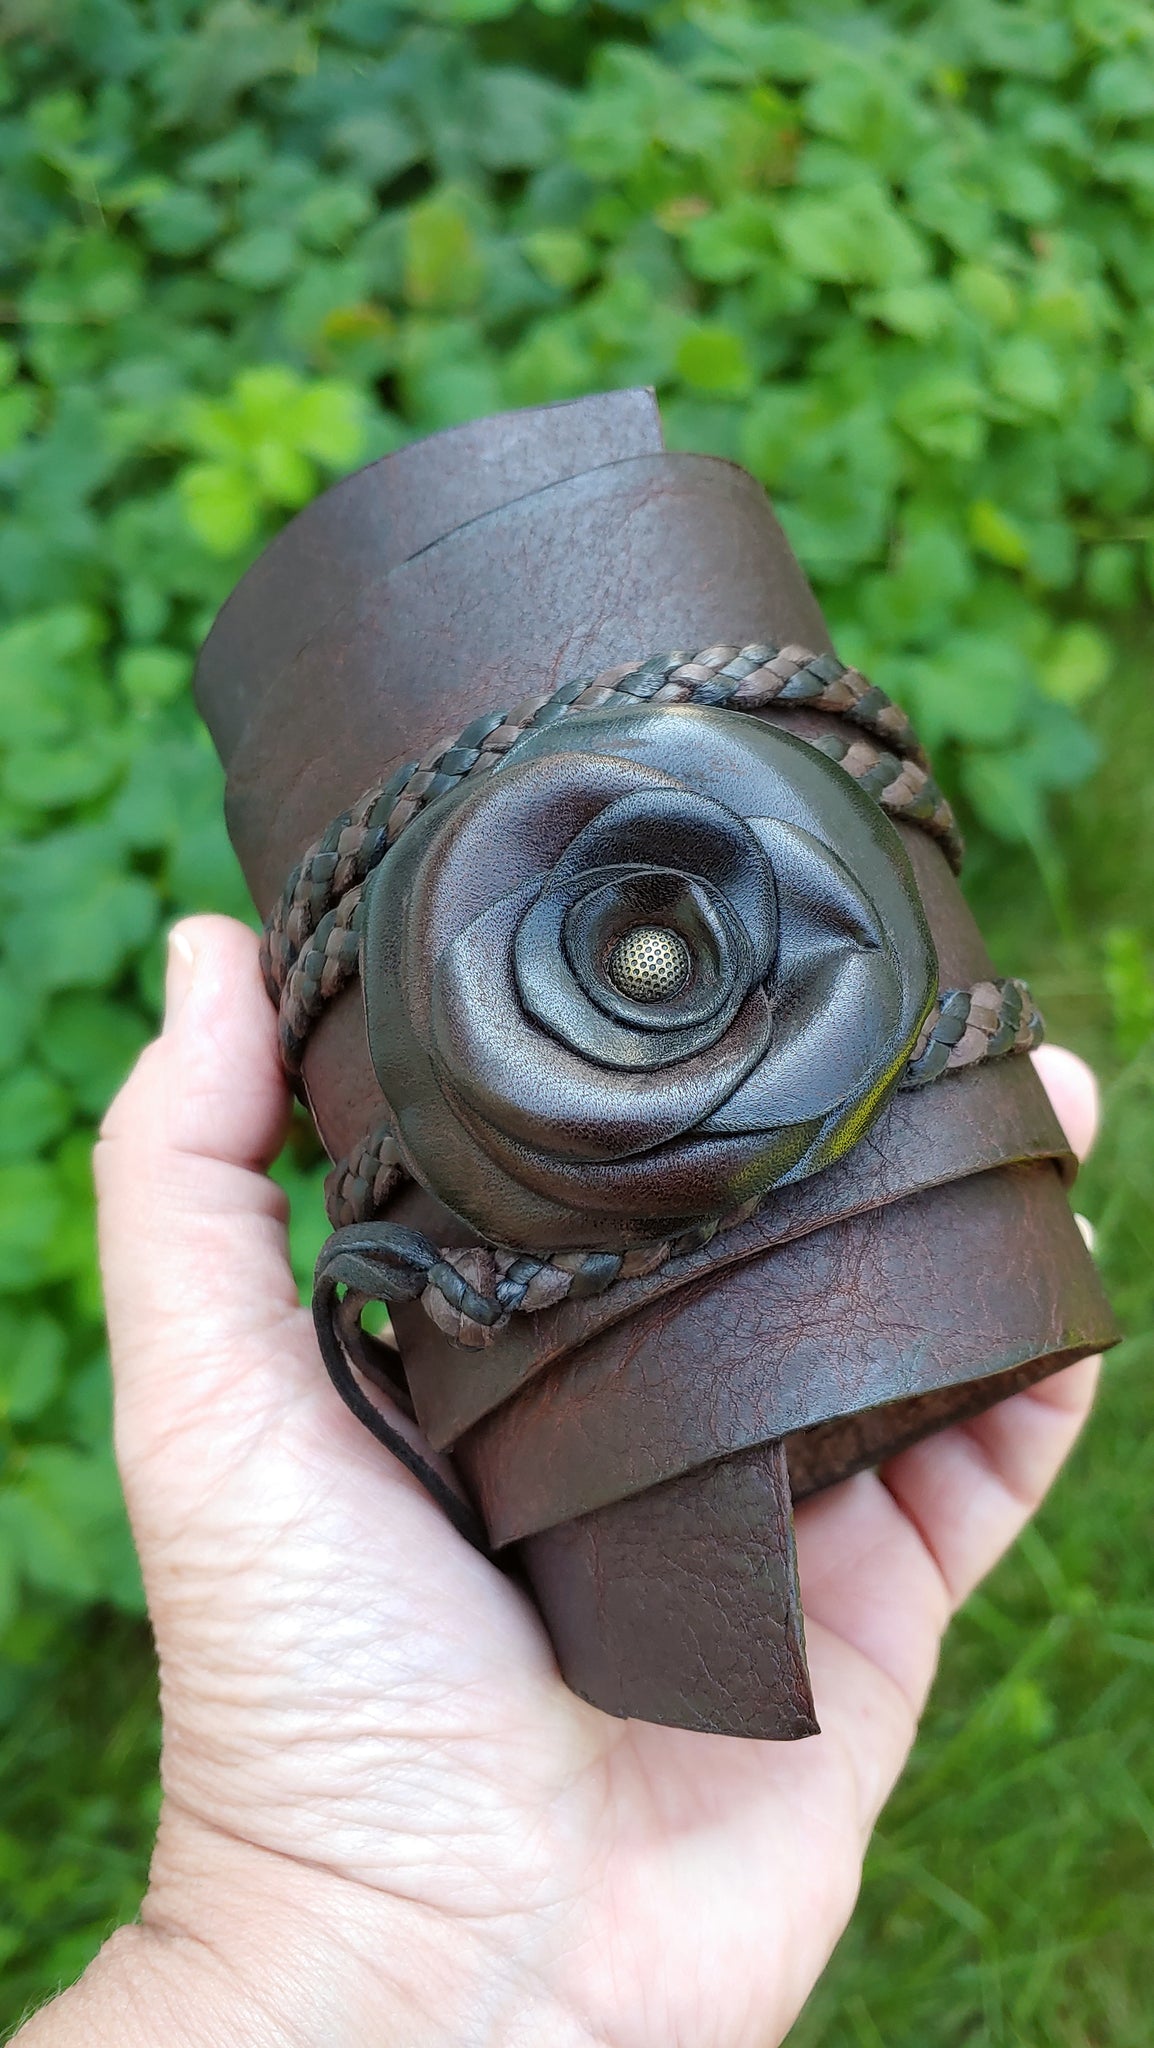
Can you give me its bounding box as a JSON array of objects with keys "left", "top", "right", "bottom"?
[
  {"left": 1084, "top": 541, "right": 1137, "bottom": 610},
  {"left": 739, "top": 388, "right": 809, "bottom": 484},
  {"left": 522, "top": 229, "right": 594, "bottom": 291},
  {"left": 0, "top": 1310, "right": 66, "bottom": 1422},
  {"left": 0, "top": 1072, "right": 70, "bottom": 1161},
  {"left": 403, "top": 194, "right": 485, "bottom": 312},
  {"left": 894, "top": 372, "right": 987, "bottom": 459},
  {"left": 777, "top": 183, "right": 927, "bottom": 287},
  {"left": 503, "top": 320, "right": 592, "bottom": 407},
  {"left": 1, "top": 733, "right": 126, "bottom": 811},
  {"left": 331, "top": 110, "right": 422, "bottom": 183},
  {"left": 0, "top": 386, "right": 37, "bottom": 456},
  {"left": 165, "top": 817, "right": 251, "bottom": 922},
  {"left": 41, "top": 994, "right": 148, "bottom": 1116},
  {"left": 949, "top": 4, "right": 1074, "bottom": 79},
  {"left": 955, "top": 263, "right": 1019, "bottom": 329},
  {"left": 906, "top": 635, "right": 1029, "bottom": 748},
  {"left": 989, "top": 152, "right": 1061, "bottom": 224},
  {"left": 1039, "top": 623, "right": 1113, "bottom": 705},
  {"left": 251, "top": 439, "right": 314, "bottom": 506},
  {"left": 298, "top": 182, "right": 374, "bottom": 250},
  {"left": 412, "top": 0, "right": 522, "bottom": 18},
  {"left": 1011, "top": 698, "right": 1102, "bottom": 789},
  {"left": 962, "top": 749, "right": 1047, "bottom": 845},
  {"left": 1089, "top": 54, "right": 1154, "bottom": 119},
  {"left": 178, "top": 460, "right": 261, "bottom": 553},
  {"left": 689, "top": 14, "right": 828, "bottom": 83},
  {"left": 0, "top": 1163, "right": 63, "bottom": 1293},
  {"left": 289, "top": 382, "right": 366, "bottom": 467},
  {"left": 861, "top": 521, "right": 973, "bottom": 641},
  {"left": 116, "top": 647, "right": 189, "bottom": 710},
  {"left": 0, "top": 608, "right": 106, "bottom": 747},
  {"left": 1131, "top": 382, "right": 1154, "bottom": 445},
  {"left": 149, "top": 0, "right": 312, "bottom": 128},
  {"left": 0, "top": 971, "right": 33, "bottom": 1080},
  {"left": 906, "top": 162, "right": 994, "bottom": 257},
  {"left": 674, "top": 323, "right": 754, "bottom": 397},
  {"left": 858, "top": 282, "right": 952, "bottom": 339},
  {"left": 1103, "top": 926, "right": 1154, "bottom": 1058},
  {"left": 476, "top": 70, "right": 570, "bottom": 170},
  {"left": 138, "top": 186, "right": 224, "bottom": 256},
  {"left": 0, "top": 1445, "right": 139, "bottom": 1608},
  {"left": 991, "top": 335, "right": 1065, "bottom": 414},
  {"left": 215, "top": 226, "right": 299, "bottom": 291},
  {"left": 680, "top": 196, "right": 779, "bottom": 283},
  {"left": 3, "top": 831, "right": 159, "bottom": 995},
  {"left": 969, "top": 498, "right": 1031, "bottom": 568}
]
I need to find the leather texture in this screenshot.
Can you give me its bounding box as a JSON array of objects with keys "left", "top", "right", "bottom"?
[
  {"left": 459, "top": 1160, "right": 1098, "bottom": 1548},
  {"left": 195, "top": 389, "right": 1120, "bottom": 1741},
  {"left": 521, "top": 1438, "right": 818, "bottom": 1739},
  {"left": 359, "top": 703, "right": 937, "bottom": 1250}
]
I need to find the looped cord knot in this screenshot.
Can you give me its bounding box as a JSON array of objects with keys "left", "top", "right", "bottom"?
[{"left": 312, "top": 1223, "right": 491, "bottom": 1555}]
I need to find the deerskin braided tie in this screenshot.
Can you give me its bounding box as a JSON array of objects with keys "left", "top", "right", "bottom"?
[
  {"left": 263, "top": 638, "right": 1046, "bottom": 1351},
  {"left": 318, "top": 969, "right": 1046, "bottom": 1350},
  {"left": 261, "top": 643, "right": 963, "bottom": 1076}
]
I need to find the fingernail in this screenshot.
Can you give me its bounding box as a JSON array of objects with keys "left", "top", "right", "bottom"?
[
  {"left": 163, "top": 926, "right": 197, "bottom": 1031},
  {"left": 1075, "top": 1212, "right": 1097, "bottom": 1255}
]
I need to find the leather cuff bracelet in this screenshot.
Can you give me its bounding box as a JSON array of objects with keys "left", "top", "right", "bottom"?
[
  {"left": 264, "top": 645, "right": 1041, "bottom": 1358},
  {"left": 194, "top": 389, "right": 1119, "bottom": 1741}
]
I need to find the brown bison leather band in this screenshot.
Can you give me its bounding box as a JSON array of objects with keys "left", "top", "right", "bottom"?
[
  {"left": 462, "top": 1164, "right": 1098, "bottom": 1547},
  {"left": 195, "top": 389, "right": 1119, "bottom": 1742},
  {"left": 391, "top": 1053, "right": 1075, "bottom": 1448}
]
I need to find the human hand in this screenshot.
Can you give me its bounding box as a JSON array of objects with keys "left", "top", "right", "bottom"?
[{"left": 17, "top": 916, "right": 1102, "bottom": 2048}]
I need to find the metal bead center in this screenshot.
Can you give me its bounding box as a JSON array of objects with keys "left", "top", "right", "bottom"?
[{"left": 607, "top": 926, "right": 691, "bottom": 1003}]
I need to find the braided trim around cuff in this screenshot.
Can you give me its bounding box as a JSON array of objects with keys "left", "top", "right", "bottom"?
[
  {"left": 318, "top": 976, "right": 1044, "bottom": 1351},
  {"left": 261, "top": 646, "right": 1045, "bottom": 1350},
  {"left": 906, "top": 976, "right": 1043, "bottom": 1085},
  {"left": 260, "top": 642, "right": 964, "bottom": 1077}
]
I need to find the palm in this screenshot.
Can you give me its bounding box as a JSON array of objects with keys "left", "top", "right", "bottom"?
[{"left": 97, "top": 919, "right": 1099, "bottom": 2048}]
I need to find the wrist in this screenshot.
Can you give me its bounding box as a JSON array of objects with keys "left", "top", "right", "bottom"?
[{"left": 14, "top": 1808, "right": 597, "bottom": 2048}]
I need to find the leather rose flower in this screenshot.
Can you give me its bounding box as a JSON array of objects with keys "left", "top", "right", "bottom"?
[{"left": 361, "top": 705, "right": 936, "bottom": 1252}]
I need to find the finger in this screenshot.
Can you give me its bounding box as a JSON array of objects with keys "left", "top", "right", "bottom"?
[
  {"left": 793, "top": 1044, "right": 1105, "bottom": 1817},
  {"left": 794, "top": 1364, "right": 1099, "bottom": 1837},
  {"left": 878, "top": 1354, "right": 1100, "bottom": 1617},
  {"left": 95, "top": 915, "right": 303, "bottom": 1409},
  {"left": 96, "top": 917, "right": 474, "bottom": 1550},
  {"left": 1031, "top": 1043, "right": 1099, "bottom": 1162},
  {"left": 879, "top": 1040, "right": 1103, "bottom": 1602}
]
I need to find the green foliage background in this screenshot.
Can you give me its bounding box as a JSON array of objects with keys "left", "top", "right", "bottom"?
[{"left": 1, "top": 0, "right": 1153, "bottom": 2038}]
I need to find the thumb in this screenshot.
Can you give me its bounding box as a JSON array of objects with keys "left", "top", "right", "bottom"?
[
  {"left": 95, "top": 915, "right": 306, "bottom": 1428},
  {"left": 97, "top": 914, "right": 481, "bottom": 1557}
]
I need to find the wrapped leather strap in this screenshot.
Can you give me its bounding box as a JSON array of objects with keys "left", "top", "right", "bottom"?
[
  {"left": 391, "top": 1047, "right": 1075, "bottom": 1449},
  {"left": 461, "top": 1161, "right": 1100, "bottom": 1548},
  {"left": 316, "top": 973, "right": 1043, "bottom": 1353},
  {"left": 194, "top": 392, "right": 1119, "bottom": 1741}
]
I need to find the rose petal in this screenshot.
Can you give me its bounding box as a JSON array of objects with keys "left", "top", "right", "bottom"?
[
  {"left": 748, "top": 817, "right": 882, "bottom": 954},
  {"left": 515, "top": 865, "right": 754, "bottom": 1063},
  {"left": 432, "top": 884, "right": 773, "bottom": 1160},
  {"left": 546, "top": 785, "right": 778, "bottom": 980},
  {"left": 700, "top": 822, "right": 911, "bottom": 1133},
  {"left": 700, "top": 948, "right": 903, "bottom": 1132}
]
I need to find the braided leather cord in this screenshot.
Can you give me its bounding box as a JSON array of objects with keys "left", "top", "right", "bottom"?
[
  {"left": 261, "top": 643, "right": 963, "bottom": 1076},
  {"left": 273, "top": 640, "right": 1041, "bottom": 1351},
  {"left": 327, "top": 1126, "right": 408, "bottom": 1226},
  {"left": 905, "top": 976, "right": 1042, "bottom": 1086},
  {"left": 320, "top": 975, "right": 1044, "bottom": 1349}
]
